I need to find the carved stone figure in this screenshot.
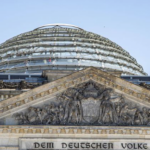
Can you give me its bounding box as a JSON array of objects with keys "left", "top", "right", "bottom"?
[
  {"left": 67, "top": 102, "right": 80, "bottom": 124},
  {"left": 15, "top": 113, "right": 28, "bottom": 124},
  {"left": 142, "top": 107, "right": 148, "bottom": 125},
  {"left": 98, "top": 89, "right": 123, "bottom": 124},
  {"left": 120, "top": 104, "right": 137, "bottom": 125},
  {"left": 18, "top": 80, "right": 38, "bottom": 90},
  {"left": 127, "top": 108, "right": 137, "bottom": 125},
  {"left": 63, "top": 90, "right": 82, "bottom": 124},
  {"left": 0, "top": 80, "right": 39, "bottom": 90},
  {"left": 0, "top": 80, "right": 4, "bottom": 89},
  {"left": 147, "top": 109, "right": 150, "bottom": 125},
  {"left": 67, "top": 100, "right": 81, "bottom": 123},
  {"left": 58, "top": 105, "right": 65, "bottom": 124},
  {"left": 115, "top": 103, "right": 122, "bottom": 118},
  {"left": 18, "top": 81, "right": 27, "bottom": 90},
  {"left": 27, "top": 107, "right": 38, "bottom": 123},
  {"left": 139, "top": 82, "right": 150, "bottom": 90},
  {"left": 49, "top": 104, "right": 59, "bottom": 124},
  {"left": 37, "top": 108, "right": 47, "bottom": 124},
  {"left": 120, "top": 104, "right": 131, "bottom": 124},
  {"left": 3, "top": 82, "right": 18, "bottom": 89},
  {"left": 134, "top": 110, "right": 143, "bottom": 125}
]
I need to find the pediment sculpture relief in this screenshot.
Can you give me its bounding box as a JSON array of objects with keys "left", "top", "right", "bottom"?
[{"left": 15, "top": 81, "right": 150, "bottom": 126}]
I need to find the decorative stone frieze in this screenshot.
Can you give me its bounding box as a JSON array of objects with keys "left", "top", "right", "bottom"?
[{"left": 0, "top": 126, "right": 149, "bottom": 135}]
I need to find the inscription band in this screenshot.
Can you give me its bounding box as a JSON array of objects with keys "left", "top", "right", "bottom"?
[{"left": 19, "top": 138, "right": 150, "bottom": 150}]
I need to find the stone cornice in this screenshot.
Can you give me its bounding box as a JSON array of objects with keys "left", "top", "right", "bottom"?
[
  {"left": 0, "top": 125, "right": 150, "bottom": 135},
  {"left": 0, "top": 67, "right": 150, "bottom": 118}
]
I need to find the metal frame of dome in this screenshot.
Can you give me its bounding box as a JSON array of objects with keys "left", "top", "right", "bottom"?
[
  {"left": 34, "top": 23, "right": 84, "bottom": 30},
  {"left": 0, "top": 24, "right": 147, "bottom": 75}
]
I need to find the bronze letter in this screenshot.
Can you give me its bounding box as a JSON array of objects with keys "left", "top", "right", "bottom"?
[
  {"left": 62, "top": 143, "right": 67, "bottom": 148},
  {"left": 34, "top": 142, "right": 40, "bottom": 148}
]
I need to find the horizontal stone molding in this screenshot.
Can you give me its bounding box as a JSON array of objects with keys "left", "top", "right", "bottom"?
[{"left": 0, "top": 126, "right": 150, "bottom": 135}]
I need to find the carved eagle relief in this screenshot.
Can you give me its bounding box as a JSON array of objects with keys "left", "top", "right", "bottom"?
[{"left": 15, "top": 80, "right": 150, "bottom": 126}]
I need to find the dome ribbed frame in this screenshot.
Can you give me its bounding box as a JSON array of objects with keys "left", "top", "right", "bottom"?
[{"left": 0, "top": 25, "right": 147, "bottom": 75}]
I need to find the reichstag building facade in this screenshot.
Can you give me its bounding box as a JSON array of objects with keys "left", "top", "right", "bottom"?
[{"left": 0, "top": 24, "right": 150, "bottom": 150}]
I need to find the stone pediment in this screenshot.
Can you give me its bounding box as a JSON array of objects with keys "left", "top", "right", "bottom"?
[{"left": 0, "top": 67, "right": 150, "bottom": 126}]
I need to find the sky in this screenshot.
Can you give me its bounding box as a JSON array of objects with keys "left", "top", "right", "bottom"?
[{"left": 0, "top": 0, "right": 150, "bottom": 75}]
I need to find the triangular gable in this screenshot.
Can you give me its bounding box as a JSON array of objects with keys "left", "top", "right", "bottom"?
[{"left": 0, "top": 67, "right": 150, "bottom": 126}]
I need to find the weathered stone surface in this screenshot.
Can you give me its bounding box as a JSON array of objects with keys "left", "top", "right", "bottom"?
[
  {"left": 0, "top": 125, "right": 149, "bottom": 150},
  {"left": 13, "top": 80, "right": 150, "bottom": 126},
  {"left": 0, "top": 67, "right": 150, "bottom": 126}
]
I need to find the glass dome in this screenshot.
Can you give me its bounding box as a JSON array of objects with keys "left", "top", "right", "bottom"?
[{"left": 0, "top": 24, "right": 147, "bottom": 75}]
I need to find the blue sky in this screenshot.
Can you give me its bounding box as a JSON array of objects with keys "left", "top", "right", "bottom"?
[{"left": 0, "top": 0, "right": 150, "bottom": 74}]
